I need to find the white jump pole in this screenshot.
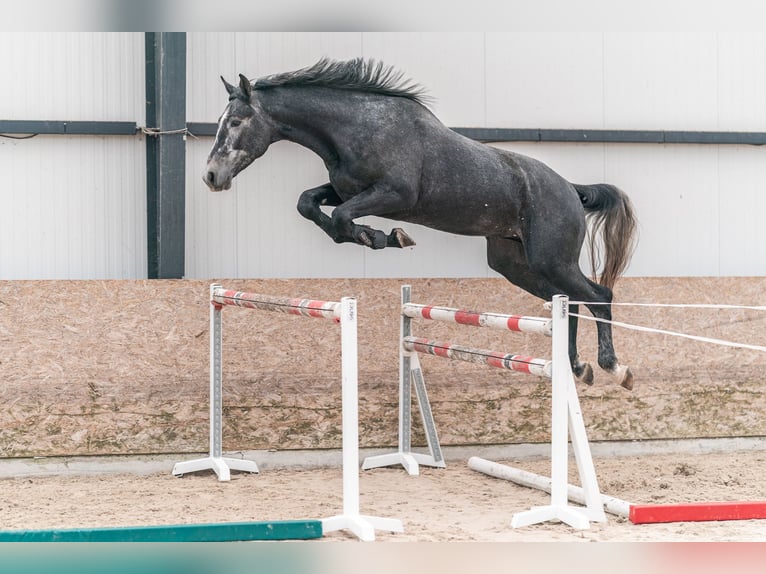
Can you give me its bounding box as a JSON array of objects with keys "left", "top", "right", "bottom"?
[{"left": 468, "top": 457, "right": 631, "bottom": 518}]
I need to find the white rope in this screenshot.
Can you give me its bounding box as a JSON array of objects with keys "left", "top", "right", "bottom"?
[
  {"left": 569, "top": 301, "right": 766, "bottom": 311},
  {"left": 140, "top": 126, "right": 197, "bottom": 139},
  {"left": 570, "top": 312, "right": 766, "bottom": 353}
]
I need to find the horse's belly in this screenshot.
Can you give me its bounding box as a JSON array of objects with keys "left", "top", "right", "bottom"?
[{"left": 388, "top": 204, "right": 518, "bottom": 238}]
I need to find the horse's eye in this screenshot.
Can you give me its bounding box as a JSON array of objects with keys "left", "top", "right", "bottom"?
[{"left": 230, "top": 119, "right": 242, "bottom": 128}]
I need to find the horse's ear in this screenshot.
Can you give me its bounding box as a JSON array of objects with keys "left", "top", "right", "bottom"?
[
  {"left": 221, "top": 76, "right": 236, "bottom": 96},
  {"left": 238, "top": 74, "right": 252, "bottom": 100}
]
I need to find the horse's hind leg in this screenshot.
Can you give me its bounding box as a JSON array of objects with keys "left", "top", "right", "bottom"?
[
  {"left": 549, "top": 277, "right": 632, "bottom": 389},
  {"left": 488, "top": 236, "right": 632, "bottom": 389},
  {"left": 580, "top": 285, "right": 633, "bottom": 389},
  {"left": 540, "top": 270, "right": 632, "bottom": 388},
  {"left": 486, "top": 237, "right": 594, "bottom": 385},
  {"left": 521, "top": 209, "right": 632, "bottom": 389},
  {"left": 568, "top": 304, "right": 594, "bottom": 385}
]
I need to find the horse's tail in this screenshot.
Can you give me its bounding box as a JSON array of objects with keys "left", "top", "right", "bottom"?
[{"left": 573, "top": 183, "right": 638, "bottom": 290}]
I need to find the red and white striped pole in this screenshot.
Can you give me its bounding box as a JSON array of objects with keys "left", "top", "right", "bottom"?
[
  {"left": 402, "top": 303, "right": 551, "bottom": 335},
  {"left": 402, "top": 337, "right": 551, "bottom": 378}
]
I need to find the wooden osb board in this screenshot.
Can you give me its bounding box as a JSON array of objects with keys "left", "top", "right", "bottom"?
[{"left": 1, "top": 277, "right": 766, "bottom": 458}]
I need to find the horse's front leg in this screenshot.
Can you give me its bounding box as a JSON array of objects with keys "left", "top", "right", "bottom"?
[
  {"left": 329, "top": 184, "right": 416, "bottom": 249},
  {"left": 296, "top": 183, "right": 353, "bottom": 244}
]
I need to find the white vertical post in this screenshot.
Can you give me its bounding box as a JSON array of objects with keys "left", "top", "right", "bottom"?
[
  {"left": 511, "top": 295, "right": 590, "bottom": 529},
  {"left": 210, "top": 282, "right": 222, "bottom": 460},
  {"left": 322, "top": 297, "right": 405, "bottom": 541},
  {"left": 361, "top": 285, "right": 445, "bottom": 475},
  {"left": 549, "top": 294, "right": 572, "bottom": 509},
  {"left": 567, "top": 379, "right": 608, "bottom": 522},
  {"left": 171, "top": 284, "right": 259, "bottom": 481},
  {"left": 340, "top": 296, "right": 360, "bottom": 516},
  {"left": 399, "top": 285, "right": 413, "bottom": 462}
]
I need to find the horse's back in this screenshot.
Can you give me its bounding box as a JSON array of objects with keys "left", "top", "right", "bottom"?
[
  {"left": 398, "top": 119, "right": 582, "bottom": 236},
  {"left": 330, "top": 95, "right": 583, "bottom": 238}
]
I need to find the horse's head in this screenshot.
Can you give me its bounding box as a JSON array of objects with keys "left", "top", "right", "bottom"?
[{"left": 203, "top": 74, "right": 275, "bottom": 191}]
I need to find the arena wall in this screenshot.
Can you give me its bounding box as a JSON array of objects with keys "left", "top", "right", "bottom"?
[
  {"left": 2, "top": 277, "right": 765, "bottom": 458},
  {"left": 5, "top": 32, "right": 766, "bottom": 280}
]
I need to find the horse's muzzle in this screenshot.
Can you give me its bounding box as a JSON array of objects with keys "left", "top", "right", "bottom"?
[{"left": 203, "top": 170, "right": 232, "bottom": 192}]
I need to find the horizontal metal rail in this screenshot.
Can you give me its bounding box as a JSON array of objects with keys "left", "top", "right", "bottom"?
[
  {"left": 186, "top": 122, "right": 766, "bottom": 146},
  {"left": 5, "top": 120, "right": 766, "bottom": 146},
  {"left": 457, "top": 127, "right": 766, "bottom": 145},
  {"left": 0, "top": 120, "right": 138, "bottom": 136}
]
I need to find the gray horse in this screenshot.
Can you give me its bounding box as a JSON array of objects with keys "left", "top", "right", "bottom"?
[{"left": 203, "top": 58, "right": 638, "bottom": 389}]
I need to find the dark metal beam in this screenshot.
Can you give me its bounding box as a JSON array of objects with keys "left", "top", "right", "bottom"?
[
  {"left": 186, "top": 123, "right": 766, "bottom": 145},
  {"left": 454, "top": 127, "right": 766, "bottom": 145},
  {"left": 186, "top": 122, "right": 218, "bottom": 137},
  {"left": 4, "top": 120, "right": 765, "bottom": 147},
  {"left": 0, "top": 120, "right": 137, "bottom": 135},
  {"left": 145, "top": 32, "right": 187, "bottom": 279}
]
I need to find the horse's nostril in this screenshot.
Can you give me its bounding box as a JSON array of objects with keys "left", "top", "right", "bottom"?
[{"left": 206, "top": 171, "right": 216, "bottom": 184}]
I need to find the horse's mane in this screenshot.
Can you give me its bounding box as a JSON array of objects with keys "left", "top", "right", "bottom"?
[{"left": 253, "top": 57, "right": 432, "bottom": 106}]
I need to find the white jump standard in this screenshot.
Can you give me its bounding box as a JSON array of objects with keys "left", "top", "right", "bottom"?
[
  {"left": 510, "top": 294, "right": 605, "bottom": 529},
  {"left": 364, "top": 285, "right": 606, "bottom": 529},
  {"left": 171, "top": 284, "right": 261, "bottom": 482},
  {"left": 173, "top": 284, "right": 403, "bottom": 542}
]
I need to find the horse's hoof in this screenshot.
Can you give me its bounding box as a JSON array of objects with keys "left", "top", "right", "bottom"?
[
  {"left": 358, "top": 228, "right": 387, "bottom": 249},
  {"left": 389, "top": 228, "right": 415, "bottom": 248},
  {"left": 357, "top": 229, "right": 373, "bottom": 248},
  {"left": 575, "top": 362, "right": 594, "bottom": 386},
  {"left": 615, "top": 365, "right": 634, "bottom": 390}
]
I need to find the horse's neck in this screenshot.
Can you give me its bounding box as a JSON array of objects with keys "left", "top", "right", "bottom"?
[{"left": 257, "top": 88, "right": 350, "bottom": 164}]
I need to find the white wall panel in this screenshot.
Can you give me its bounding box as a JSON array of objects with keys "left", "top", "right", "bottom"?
[
  {"left": 360, "top": 219, "right": 491, "bottom": 279},
  {"left": 187, "top": 32, "right": 363, "bottom": 123},
  {"left": 231, "top": 141, "right": 367, "bottom": 278},
  {"left": 0, "top": 33, "right": 146, "bottom": 280},
  {"left": 361, "top": 32, "right": 486, "bottom": 127},
  {"left": 485, "top": 33, "right": 605, "bottom": 129},
  {"left": 717, "top": 34, "right": 766, "bottom": 131},
  {"left": 186, "top": 32, "right": 238, "bottom": 124},
  {"left": 0, "top": 33, "right": 144, "bottom": 123},
  {"left": 603, "top": 33, "right": 719, "bottom": 131},
  {"left": 717, "top": 146, "right": 766, "bottom": 275},
  {"left": 185, "top": 139, "right": 239, "bottom": 278},
  {"left": 604, "top": 144, "right": 720, "bottom": 277},
  {"left": 0, "top": 136, "right": 146, "bottom": 279},
  {"left": 234, "top": 32, "right": 363, "bottom": 81},
  {"left": 487, "top": 141, "right": 765, "bottom": 279}
]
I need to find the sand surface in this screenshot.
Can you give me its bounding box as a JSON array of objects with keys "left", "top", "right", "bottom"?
[{"left": 1, "top": 449, "right": 765, "bottom": 542}]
